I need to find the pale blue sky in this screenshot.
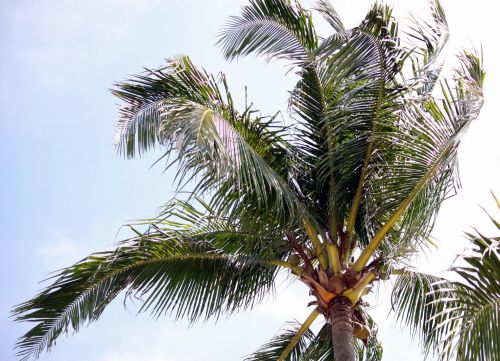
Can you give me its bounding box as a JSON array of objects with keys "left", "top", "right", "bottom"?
[{"left": 1, "top": 1, "right": 498, "bottom": 360}]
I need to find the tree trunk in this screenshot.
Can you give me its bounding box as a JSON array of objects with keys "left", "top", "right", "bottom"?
[{"left": 329, "top": 296, "right": 355, "bottom": 361}]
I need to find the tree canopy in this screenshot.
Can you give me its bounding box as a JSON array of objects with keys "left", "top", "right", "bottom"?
[{"left": 13, "top": 1, "right": 488, "bottom": 360}]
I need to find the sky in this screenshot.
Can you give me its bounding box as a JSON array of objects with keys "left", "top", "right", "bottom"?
[{"left": 0, "top": 0, "right": 498, "bottom": 360}]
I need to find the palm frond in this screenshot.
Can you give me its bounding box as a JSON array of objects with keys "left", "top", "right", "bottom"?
[
  {"left": 353, "top": 49, "right": 485, "bottom": 270},
  {"left": 288, "top": 61, "right": 330, "bottom": 217},
  {"left": 342, "top": 3, "right": 406, "bottom": 241},
  {"left": 112, "top": 55, "right": 223, "bottom": 157},
  {"left": 300, "top": 319, "right": 382, "bottom": 361},
  {"left": 287, "top": 29, "right": 354, "bottom": 220},
  {"left": 439, "top": 199, "right": 500, "bottom": 361},
  {"left": 112, "top": 56, "right": 304, "bottom": 226},
  {"left": 245, "top": 309, "right": 319, "bottom": 361},
  {"left": 390, "top": 270, "right": 458, "bottom": 359},
  {"left": 154, "top": 197, "right": 293, "bottom": 259},
  {"left": 289, "top": 4, "right": 407, "bottom": 233},
  {"left": 12, "top": 212, "right": 285, "bottom": 361},
  {"left": 217, "top": 0, "right": 317, "bottom": 64},
  {"left": 245, "top": 325, "right": 312, "bottom": 361},
  {"left": 390, "top": 196, "right": 499, "bottom": 361},
  {"left": 325, "top": 34, "right": 404, "bottom": 234},
  {"left": 287, "top": 3, "right": 422, "bottom": 252},
  {"left": 313, "top": 0, "right": 345, "bottom": 33},
  {"left": 405, "top": 0, "right": 449, "bottom": 96},
  {"left": 356, "top": 311, "right": 384, "bottom": 361},
  {"left": 300, "top": 323, "right": 333, "bottom": 361}
]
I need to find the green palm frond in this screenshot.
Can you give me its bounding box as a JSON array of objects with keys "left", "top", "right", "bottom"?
[
  {"left": 112, "top": 56, "right": 305, "bottom": 225},
  {"left": 247, "top": 322, "right": 335, "bottom": 361},
  {"left": 356, "top": 312, "right": 383, "bottom": 361},
  {"left": 392, "top": 50, "right": 483, "bottom": 243},
  {"left": 406, "top": 0, "right": 449, "bottom": 95},
  {"left": 449, "top": 242, "right": 500, "bottom": 361},
  {"left": 154, "top": 197, "right": 293, "bottom": 259},
  {"left": 300, "top": 319, "right": 382, "bottom": 361},
  {"left": 217, "top": 0, "right": 317, "bottom": 63},
  {"left": 390, "top": 270, "right": 458, "bottom": 359},
  {"left": 353, "top": 49, "right": 485, "bottom": 269},
  {"left": 288, "top": 61, "right": 330, "bottom": 216},
  {"left": 438, "top": 197, "right": 500, "bottom": 361},
  {"left": 391, "top": 195, "right": 499, "bottom": 361},
  {"left": 245, "top": 322, "right": 316, "bottom": 361},
  {"left": 112, "top": 55, "right": 228, "bottom": 158},
  {"left": 299, "top": 323, "right": 333, "bottom": 361},
  {"left": 113, "top": 55, "right": 285, "bottom": 164},
  {"left": 313, "top": 0, "right": 345, "bottom": 33},
  {"left": 327, "top": 33, "right": 404, "bottom": 234},
  {"left": 12, "top": 211, "right": 286, "bottom": 361},
  {"left": 245, "top": 309, "right": 319, "bottom": 361},
  {"left": 290, "top": 13, "right": 406, "bottom": 226},
  {"left": 340, "top": 3, "right": 406, "bottom": 241}
]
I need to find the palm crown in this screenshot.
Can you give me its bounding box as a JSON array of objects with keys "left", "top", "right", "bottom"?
[{"left": 13, "top": 1, "right": 486, "bottom": 360}]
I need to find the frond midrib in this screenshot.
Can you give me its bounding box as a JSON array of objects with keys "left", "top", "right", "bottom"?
[
  {"left": 16, "top": 252, "right": 267, "bottom": 359},
  {"left": 346, "top": 31, "right": 386, "bottom": 240}
]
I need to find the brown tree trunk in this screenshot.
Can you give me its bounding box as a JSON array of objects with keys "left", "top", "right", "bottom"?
[{"left": 329, "top": 296, "right": 355, "bottom": 361}]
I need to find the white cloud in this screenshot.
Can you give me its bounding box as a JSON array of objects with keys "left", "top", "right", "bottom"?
[
  {"left": 256, "top": 275, "right": 312, "bottom": 319},
  {"left": 37, "top": 233, "right": 84, "bottom": 266},
  {"left": 36, "top": 221, "right": 118, "bottom": 267}
]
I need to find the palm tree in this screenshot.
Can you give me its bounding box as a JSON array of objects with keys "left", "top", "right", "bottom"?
[
  {"left": 391, "top": 193, "right": 500, "bottom": 361},
  {"left": 12, "top": 1, "right": 485, "bottom": 360}
]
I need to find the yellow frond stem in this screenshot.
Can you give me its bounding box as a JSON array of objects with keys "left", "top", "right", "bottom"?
[
  {"left": 390, "top": 268, "right": 406, "bottom": 276},
  {"left": 326, "top": 243, "right": 341, "bottom": 276},
  {"left": 491, "top": 190, "right": 500, "bottom": 209},
  {"left": 328, "top": 212, "right": 338, "bottom": 241},
  {"left": 196, "top": 109, "right": 213, "bottom": 144},
  {"left": 346, "top": 51, "right": 385, "bottom": 240},
  {"left": 343, "top": 271, "right": 376, "bottom": 305},
  {"left": 278, "top": 309, "right": 320, "bottom": 361},
  {"left": 303, "top": 219, "right": 328, "bottom": 269},
  {"left": 346, "top": 153, "right": 370, "bottom": 240},
  {"left": 268, "top": 260, "right": 294, "bottom": 269}
]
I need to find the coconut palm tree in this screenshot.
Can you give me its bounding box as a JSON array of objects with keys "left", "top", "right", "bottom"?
[
  {"left": 391, "top": 193, "right": 500, "bottom": 361},
  {"left": 12, "top": 1, "right": 485, "bottom": 360}
]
